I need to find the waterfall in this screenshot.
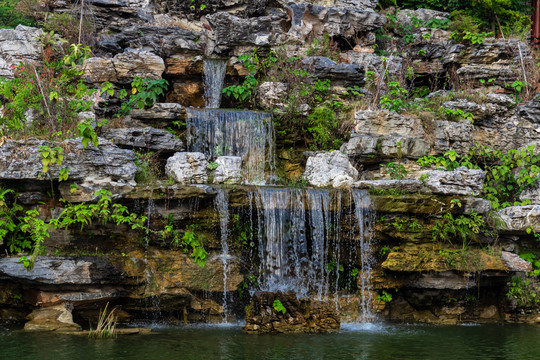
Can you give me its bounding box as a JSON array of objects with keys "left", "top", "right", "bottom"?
[
  {"left": 186, "top": 109, "right": 275, "bottom": 183},
  {"left": 352, "top": 190, "right": 375, "bottom": 322},
  {"left": 203, "top": 59, "right": 227, "bottom": 108},
  {"left": 214, "top": 189, "right": 231, "bottom": 322},
  {"left": 250, "top": 187, "right": 350, "bottom": 299},
  {"left": 247, "top": 187, "right": 375, "bottom": 321}
]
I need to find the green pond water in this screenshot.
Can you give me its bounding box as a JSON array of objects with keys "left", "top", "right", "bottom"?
[{"left": 2, "top": 322, "right": 540, "bottom": 360}]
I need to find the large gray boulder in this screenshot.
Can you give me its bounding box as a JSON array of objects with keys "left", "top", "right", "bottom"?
[
  {"left": 301, "top": 56, "right": 364, "bottom": 86},
  {"left": 0, "top": 138, "right": 137, "bottom": 182},
  {"left": 286, "top": 3, "right": 385, "bottom": 44},
  {"left": 102, "top": 127, "right": 185, "bottom": 153},
  {"left": 498, "top": 205, "right": 540, "bottom": 232},
  {"left": 304, "top": 151, "right": 358, "bottom": 188},
  {"left": 0, "top": 25, "right": 42, "bottom": 77},
  {"left": 443, "top": 39, "right": 533, "bottom": 87},
  {"left": 98, "top": 25, "right": 203, "bottom": 56},
  {"left": 165, "top": 152, "right": 209, "bottom": 184},
  {"left": 82, "top": 48, "right": 165, "bottom": 84},
  {"left": 423, "top": 167, "right": 485, "bottom": 196},
  {"left": 342, "top": 110, "right": 429, "bottom": 161},
  {"left": 213, "top": 156, "right": 242, "bottom": 184}
]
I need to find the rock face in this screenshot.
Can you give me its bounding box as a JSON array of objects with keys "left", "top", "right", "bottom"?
[
  {"left": 301, "top": 56, "right": 364, "bottom": 86},
  {"left": 165, "top": 152, "right": 209, "bottom": 184},
  {"left": 286, "top": 3, "right": 385, "bottom": 43},
  {"left": 24, "top": 303, "right": 81, "bottom": 332},
  {"left": 83, "top": 49, "right": 165, "bottom": 84},
  {"left": 244, "top": 291, "right": 340, "bottom": 334},
  {"left": 213, "top": 156, "right": 242, "bottom": 184},
  {"left": 498, "top": 206, "right": 540, "bottom": 232},
  {"left": 0, "top": 25, "right": 42, "bottom": 77},
  {"left": 102, "top": 127, "right": 185, "bottom": 153},
  {"left": 304, "top": 151, "right": 358, "bottom": 188},
  {"left": 423, "top": 167, "right": 486, "bottom": 196},
  {"left": 346, "top": 110, "right": 429, "bottom": 160},
  {"left": 443, "top": 39, "right": 533, "bottom": 86},
  {"left": 0, "top": 138, "right": 137, "bottom": 182}
]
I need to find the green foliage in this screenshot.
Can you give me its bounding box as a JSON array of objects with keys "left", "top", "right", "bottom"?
[
  {"left": 507, "top": 276, "right": 540, "bottom": 307},
  {"left": 306, "top": 106, "right": 341, "bottom": 150},
  {"left": 37, "top": 145, "right": 64, "bottom": 174},
  {"left": 272, "top": 299, "right": 287, "bottom": 314},
  {"left": 0, "top": 44, "right": 95, "bottom": 139},
  {"left": 376, "top": 290, "right": 393, "bottom": 303},
  {"left": 163, "top": 219, "right": 207, "bottom": 267},
  {"left": 77, "top": 120, "right": 99, "bottom": 149},
  {"left": 379, "top": 245, "right": 400, "bottom": 258},
  {"left": 222, "top": 49, "right": 261, "bottom": 106},
  {"left": 134, "top": 151, "right": 161, "bottom": 185},
  {"left": 432, "top": 212, "right": 486, "bottom": 248},
  {"left": 383, "top": 162, "right": 407, "bottom": 180},
  {"left": 461, "top": 31, "right": 493, "bottom": 45},
  {"left": 444, "top": 108, "right": 474, "bottom": 123},
  {"left": 0, "top": 0, "right": 35, "bottom": 28},
  {"left": 306, "top": 33, "right": 339, "bottom": 61},
  {"left": 380, "top": 81, "right": 408, "bottom": 112},
  {"left": 232, "top": 214, "right": 251, "bottom": 247},
  {"left": 110, "top": 77, "right": 169, "bottom": 117}
]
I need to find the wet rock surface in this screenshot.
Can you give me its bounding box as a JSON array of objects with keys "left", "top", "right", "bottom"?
[{"left": 244, "top": 291, "right": 340, "bottom": 334}]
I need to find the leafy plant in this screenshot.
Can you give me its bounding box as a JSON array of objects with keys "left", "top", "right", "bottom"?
[
  {"left": 272, "top": 299, "right": 287, "bottom": 314},
  {"left": 380, "top": 81, "right": 408, "bottom": 112},
  {"left": 432, "top": 212, "right": 486, "bottom": 248},
  {"left": 376, "top": 290, "right": 393, "bottom": 303},
  {"left": 383, "top": 162, "right": 407, "bottom": 180}
]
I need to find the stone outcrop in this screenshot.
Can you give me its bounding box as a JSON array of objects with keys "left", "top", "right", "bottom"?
[
  {"left": 422, "top": 167, "right": 486, "bottom": 196},
  {"left": 0, "top": 25, "right": 42, "bottom": 77},
  {"left": 244, "top": 291, "right": 340, "bottom": 334},
  {"left": 0, "top": 138, "right": 137, "bottom": 182},
  {"left": 102, "top": 127, "right": 185, "bottom": 153},
  {"left": 24, "top": 303, "right": 81, "bottom": 332},
  {"left": 213, "top": 156, "right": 242, "bottom": 184},
  {"left": 83, "top": 49, "right": 165, "bottom": 84},
  {"left": 301, "top": 56, "right": 364, "bottom": 86},
  {"left": 498, "top": 205, "right": 540, "bottom": 232},
  {"left": 304, "top": 151, "right": 358, "bottom": 188},
  {"left": 165, "top": 152, "right": 209, "bottom": 184}
]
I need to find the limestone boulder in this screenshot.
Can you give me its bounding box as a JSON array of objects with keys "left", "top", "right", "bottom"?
[
  {"left": 165, "top": 152, "right": 209, "bottom": 184},
  {"left": 286, "top": 3, "right": 385, "bottom": 44},
  {"left": 0, "top": 138, "right": 137, "bottom": 182},
  {"left": 518, "top": 98, "right": 540, "bottom": 124},
  {"left": 98, "top": 26, "right": 203, "bottom": 57},
  {"left": 256, "top": 82, "right": 287, "bottom": 109},
  {"left": 301, "top": 56, "right": 364, "bottom": 86},
  {"left": 443, "top": 39, "right": 533, "bottom": 86},
  {"left": 24, "top": 303, "right": 82, "bottom": 332},
  {"left": 213, "top": 156, "right": 242, "bottom": 184},
  {"left": 422, "top": 167, "right": 485, "bottom": 196},
  {"left": 102, "top": 127, "right": 185, "bottom": 153},
  {"left": 83, "top": 49, "right": 165, "bottom": 84},
  {"left": 498, "top": 205, "right": 540, "bottom": 232},
  {"left": 343, "top": 110, "right": 429, "bottom": 161},
  {"left": 353, "top": 179, "right": 423, "bottom": 192},
  {"left": 501, "top": 251, "right": 532, "bottom": 272},
  {"left": 130, "top": 102, "right": 187, "bottom": 128},
  {"left": 0, "top": 25, "right": 42, "bottom": 78},
  {"left": 304, "top": 151, "right": 358, "bottom": 188},
  {"left": 433, "top": 120, "right": 474, "bottom": 155},
  {"left": 396, "top": 8, "right": 449, "bottom": 33},
  {"left": 244, "top": 291, "right": 340, "bottom": 334},
  {"left": 206, "top": 12, "right": 284, "bottom": 47}
]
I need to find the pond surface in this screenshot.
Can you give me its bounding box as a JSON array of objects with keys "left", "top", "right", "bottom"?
[{"left": 2, "top": 322, "right": 539, "bottom": 360}]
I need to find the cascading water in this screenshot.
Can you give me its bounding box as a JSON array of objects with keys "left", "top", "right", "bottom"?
[
  {"left": 352, "top": 190, "right": 375, "bottom": 322},
  {"left": 203, "top": 59, "right": 227, "bottom": 108},
  {"left": 186, "top": 109, "right": 274, "bottom": 183},
  {"left": 250, "top": 188, "right": 350, "bottom": 299},
  {"left": 248, "top": 187, "right": 375, "bottom": 321},
  {"left": 214, "top": 189, "right": 231, "bottom": 322}
]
